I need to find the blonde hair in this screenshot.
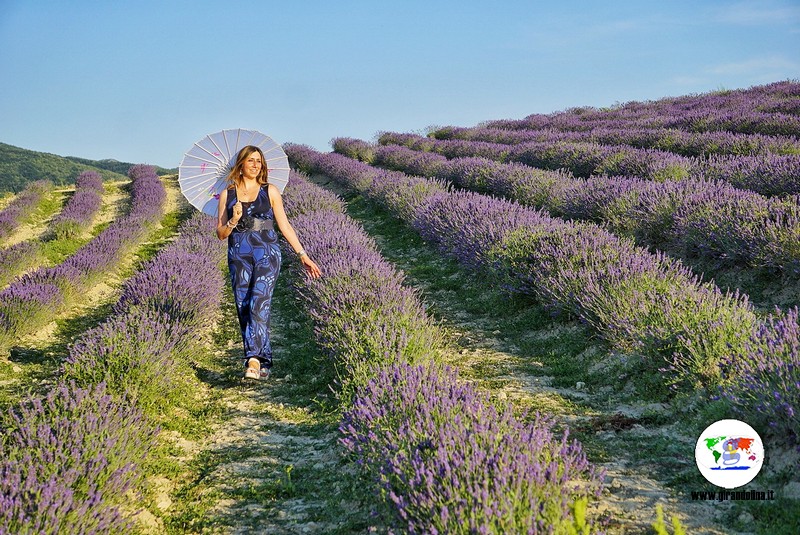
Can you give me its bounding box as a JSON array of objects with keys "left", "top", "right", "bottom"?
[{"left": 227, "top": 145, "right": 269, "bottom": 188}]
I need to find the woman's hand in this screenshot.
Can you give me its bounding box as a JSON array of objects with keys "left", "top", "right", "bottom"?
[
  {"left": 301, "top": 255, "right": 322, "bottom": 279},
  {"left": 232, "top": 201, "right": 243, "bottom": 223}
]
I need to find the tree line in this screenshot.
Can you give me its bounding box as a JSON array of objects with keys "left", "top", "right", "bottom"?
[{"left": 0, "top": 142, "right": 175, "bottom": 193}]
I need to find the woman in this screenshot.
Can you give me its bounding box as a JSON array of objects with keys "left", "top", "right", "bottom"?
[{"left": 216, "top": 145, "right": 321, "bottom": 380}]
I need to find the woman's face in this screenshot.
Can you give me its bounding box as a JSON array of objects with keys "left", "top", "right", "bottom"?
[{"left": 241, "top": 150, "right": 263, "bottom": 180}]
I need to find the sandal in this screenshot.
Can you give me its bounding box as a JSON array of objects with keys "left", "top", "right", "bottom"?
[{"left": 244, "top": 358, "right": 261, "bottom": 380}]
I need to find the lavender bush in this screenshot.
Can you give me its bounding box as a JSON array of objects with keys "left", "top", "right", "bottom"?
[
  {"left": 343, "top": 138, "right": 800, "bottom": 274},
  {"left": 280, "top": 184, "right": 442, "bottom": 390},
  {"left": 481, "top": 80, "right": 800, "bottom": 137},
  {"left": 666, "top": 108, "right": 800, "bottom": 137},
  {"left": 50, "top": 170, "right": 104, "bottom": 240},
  {"left": 673, "top": 189, "right": 800, "bottom": 273},
  {"left": 431, "top": 124, "right": 800, "bottom": 157},
  {"left": 340, "top": 362, "right": 603, "bottom": 534},
  {"left": 288, "top": 145, "right": 762, "bottom": 392},
  {"left": 0, "top": 241, "right": 42, "bottom": 288},
  {"left": 381, "top": 131, "right": 800, "bottom": 196},
  {"left": 0, "top": 180, "right": 51, "bottom": 242},
  {"left": 380, "top": 132, "right": 697, "bottom": 183},
  {"left": 419, "top": 190, "right": 757, "bottom": 387},
  {"left": 721, "top": 307, "right": 800, "bottom": 445},
  {"left": 0, "top": 465, "right": 128, "bottom": 535},
  {"left": 61, "top": 308, "right": 194, "bottom": 415},
  {"left": 703, "top": 152, "right": 800, "bottom": 197},
  {"left": 0, "top": 280, "right": 64, "bottom": 349},
  {"left": 280, "top": 171, "right": 346, "bottom": 217},
  {"left": 73, "top": 212, "right": 224, "bottom": 411},
  {"left": 114, "top": 249, "right": 222, "bottom": 326},
  {"left": 0, "top": 382, "right": 157, "bottom": 535},
  {"left": 331, "top": 137, "right": 377, "bottom": 163},
  {"left": 443, "top": 125, "right": 800, "bottom": 194},
  {"left": 287, "top": 143, "right": 449, "bottom": 224},
  {"left": 0, "top": 210, "right": 225, "bottom": 533},
  {"left": 114, "top": 212, "right": 224, "bottom": 326}
]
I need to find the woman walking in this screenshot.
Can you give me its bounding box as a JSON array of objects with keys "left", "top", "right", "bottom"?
[{"left": 216, "top": 145, "right": 321, "bottom": 380}]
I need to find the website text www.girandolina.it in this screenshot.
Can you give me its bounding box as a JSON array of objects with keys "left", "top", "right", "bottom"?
[{"left": 690, "top": 489, "right": 775, "bottom": 501}]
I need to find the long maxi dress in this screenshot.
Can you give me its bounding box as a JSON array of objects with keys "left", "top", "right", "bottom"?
[{"left": 225, "top": 185, "right": 281, "bottom": 370}]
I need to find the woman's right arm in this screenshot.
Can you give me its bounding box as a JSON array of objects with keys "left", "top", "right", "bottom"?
[{"left": 216, "top": 189, "right": 235, "bottom": 240}]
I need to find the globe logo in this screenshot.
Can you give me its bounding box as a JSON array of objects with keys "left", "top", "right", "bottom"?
[{"left": 695, "top": 419, "right": 764, "bottom": 489}]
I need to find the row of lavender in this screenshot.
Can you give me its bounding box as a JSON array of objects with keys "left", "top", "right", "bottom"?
[
  {"left": 280, "top": 172, "right": 604, "bottom": 533},
  {"left": 486, "top": 80, "right": 800, "bottom": 136},
  {"left": 1, "top": 202, "right": 226, "bottom": 534},
  {"left": 0, "top": 171, "right": 106, "bottom": 288},
  {"left": 49, "top": 170, "right": 105, "bottom": 239},
  {"left": 432, "top": 124, "right": 800, "bottom": 157},
  {"left": 287, "top": 145, "right": 799, "bottom": 446},
  {"left": 333, "top": 138, "right": 800, "bottom": 276},
  {"left": 0, "top": 166, "right": 164, "bottom": 352},
  {"left": 0, "top": 180, "right": 52, "bottom": 241},
  {"left": 380, "top": 131, "right": 800, "bottom": 197}
]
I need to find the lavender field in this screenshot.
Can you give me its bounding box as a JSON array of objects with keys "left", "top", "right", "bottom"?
[{"left": 1, "top": 81, "right": 799, "bottom": 534}]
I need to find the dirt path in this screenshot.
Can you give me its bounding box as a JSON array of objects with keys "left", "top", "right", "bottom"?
[
  {"left": 306, "top": 174, "right": 746, "bottom": 534},
  {"left": 161, "top": 274, "right": 387, "bottom": 534},
  {"left": 3, "top": 188, "right": 67, "bottom": 248},
  {"left": 83, "top": 180, "right": 127, "bottom": 230}
]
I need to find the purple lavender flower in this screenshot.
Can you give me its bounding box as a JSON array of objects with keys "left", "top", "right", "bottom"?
[
  {"left": 0, "top": 180, "right": 51, "bottom": 241},
  {"left": 430, "top": 124, "right": 800, "bottom": 158},
  {"left": 341, "top": 363, "right": 604, "bottom": 533},
  {"left": 0, "top": 381, "right": 157, "bottom": 534},
  {"left": 0, "top": 241, "right": 42, "bottom": 287},
  {"left": 721, "top": 307, "right": 800, "bottom": 445},
  {"left": 0, "top": 197, "right": 225, "bottom": 534},
  {"left": 62, "top": 308, "right": 194, "bottom": 412},
  {"left": 50, "top": 171, "right": 104, "bottom": 239}
]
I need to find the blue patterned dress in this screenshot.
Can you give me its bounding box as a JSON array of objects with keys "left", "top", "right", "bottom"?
[{"left": 226, "top": 185, "right": 281, "bottom": 370}]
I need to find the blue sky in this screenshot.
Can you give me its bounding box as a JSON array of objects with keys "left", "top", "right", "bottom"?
[{"left": 1, "top": 0, "right": 798, "bottom": 168}]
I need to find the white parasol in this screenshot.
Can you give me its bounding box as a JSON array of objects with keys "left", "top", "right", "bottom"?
[{"left": 178, "top": 128, "right": 290, "bottom": 216}]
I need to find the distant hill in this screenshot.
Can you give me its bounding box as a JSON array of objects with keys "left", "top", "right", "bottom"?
[{"left": 0, "top": 142, "right": 176, "bottom": 193}]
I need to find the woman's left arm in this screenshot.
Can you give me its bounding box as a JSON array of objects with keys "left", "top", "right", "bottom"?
[{"left": 269, "top": 185, "right": 322, "bottom": 278}]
